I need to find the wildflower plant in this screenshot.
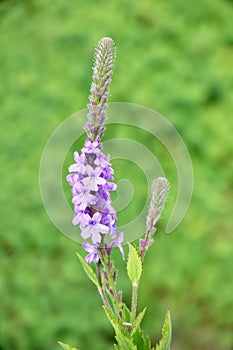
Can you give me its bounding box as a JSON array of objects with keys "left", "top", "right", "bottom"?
[{"left": 59, "top": 37, "right": 172, "bottom": 350}]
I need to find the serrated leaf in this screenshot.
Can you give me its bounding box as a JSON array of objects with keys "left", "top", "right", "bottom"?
[
  {"left": 131, "top": 307, "right": 146, "bottom": 335},
  {"left": 144, "top": 335, "right": 152, "bottom": 350},
  {"left": 127, "top": 244, "right": 142, "bottom": 284},
  {"left": 105, "top": 312, "right": 137, "bottom": 350},
  {"left": 155, "top": 310, "right": 172, "bottom": 350},
  {"left": 76, "top": 252, "right": 99, "bottom": 286},
  {"left": 115, "top": 328, "right": 137, "bottom": 350},
  {"left": 58, "top": 341, "right": 80, "bottom": 350},
  {"left": 131, "top": 307, "right": 147, "bottom": 336},
  {"left": 132, "top": 328, "right": 145, "bottom": 350},
  {"left": 103, "top": 306, "right": 119, "bottom": 330},
  {"left": 133, "top": 328, "right": 151, "bottom": 350}
]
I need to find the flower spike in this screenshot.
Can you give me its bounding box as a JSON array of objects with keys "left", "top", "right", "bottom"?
[{"left": 67, "top": 37, "right": 123, "bottom": 264}]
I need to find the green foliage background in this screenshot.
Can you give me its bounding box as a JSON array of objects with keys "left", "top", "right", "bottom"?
[{"left": 0, "top": 0, "right": 232, "bottom": 349}]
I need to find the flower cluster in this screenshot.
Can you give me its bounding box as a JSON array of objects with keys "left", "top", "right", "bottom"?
[{"left": 67, "top": 139, "right": 124, "bottom": 263}]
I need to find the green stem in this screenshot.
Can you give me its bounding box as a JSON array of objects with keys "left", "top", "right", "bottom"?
[
  {"left": 131, "top": 282, "right": 138, "bottom": 325},
  {"left": 98, "top": 286, "right": 112, "bottom": 311},
  {"left": 104, "top": 259, "right": 121, "bottom": 317},
  {"left": 96, "top": 263, "right": 112, "bottom": 311},
  {"left": 98, "top": 248, "right": 122, "bottom": 319}
]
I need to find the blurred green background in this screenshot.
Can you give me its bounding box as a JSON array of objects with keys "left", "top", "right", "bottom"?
[{"left": 0, "top": 0, "right": 233, "bottom": 349}]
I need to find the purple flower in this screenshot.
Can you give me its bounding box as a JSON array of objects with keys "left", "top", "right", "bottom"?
[
  {"left": 81, "top": 212, "right": 109, "bottom": 243},
  {"left": 72, "top": 211, "right": 87, "bottom": 228},
  {"left": 82, "top": 140, "right": 100, "bottom": 154},
  {"left": 68, "top": 152, "right": 86, "bottom": 174},
  {"left": 82, "top": 242, "right": 100, "bottom": 264},
  {"left": 82, "top": 165, "right": 106, "bottom": 191},
  {"left": 109, "top": 231, "right": 125, "bottom": 260},
  {"left": 72, "top": 182, "right": 96, "bottom": 210},
  {"left": 66, "top": 173, "right": 79, "bottom": 187}
]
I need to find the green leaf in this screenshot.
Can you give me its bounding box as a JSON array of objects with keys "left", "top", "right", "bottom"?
[
  {"left": 144, "top": 335, "right": 153, "bottom": 350},
  {"left": 58, "top": 341, "right": 80, "bottom": 350},
  {"left": 103, "top": 307, "right": 136, "bottom": 350},
  {"left": 131, "top": 307, "right": 147, "bottom": 336},
  {"left": 155, "top": 310, "right": 172, "bottom": 350},
  {"left": 123, "top": 303, "right": 131, "bottom": 323},
  {"left": 115, "top": 328, "right": 137, "bottom": 350},
  {"left": 103, "top": 306, "right": 119, "bottom": 330},
  {"left": 76, "top": 252, "right": 99, "bottom": 286},
  {"left": 127, "top": 243, "right": 142, "bottom": 284},
  {"left": 132, "top": 328, "right": 146, "bottom": 350},
  {"left": 133, "top": 328, "right": 151, "bottom": 350}
]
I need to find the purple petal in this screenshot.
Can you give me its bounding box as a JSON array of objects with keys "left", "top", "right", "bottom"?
[
  {"left": 82, "top": 242, "right": 100, "bottom": 264},
  {"left": 98, "top": 223, "right": 109, "bottom": 234},
  {"left": 81, "top": 227, "right": 92, "bottom": 239}
]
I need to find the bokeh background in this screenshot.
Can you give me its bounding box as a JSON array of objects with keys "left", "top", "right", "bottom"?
[{"left": 0, "top": 0, "right": 233, "bottom": 349}]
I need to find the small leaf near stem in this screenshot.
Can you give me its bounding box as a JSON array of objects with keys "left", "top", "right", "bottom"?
[
  {"left": 127, "top": 244, "right": 142, "bottom": 326},
  {"left": 131, "top": 307, "right": 147, "bottom": 336},
  {"left": 127, "top": 244, "right": 142, "bottom": 284},
  {"left": 76, "top": 252, "right": 99, "bottom": 286},
  {"left": 76, "top": 252, "right": 113, "bottom": 312}
]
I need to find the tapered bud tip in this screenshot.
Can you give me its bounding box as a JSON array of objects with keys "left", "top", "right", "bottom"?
[
  {"left": 96, "top": 37, "right": 116, "bottom": 59},
  {"left": 98, "top": 37, "right": 115, "bottom": 47},
  {"left": 100, "top": 37, "right": 114, "bottom": 44},
  {"left": 86, "top": 37, "right": 116, "bottom": 140},
  {"left": 146, "top": 177, "right": 169, "bottom": 232},
  {"left": 152, "top": 177, "right": 169, "bottom": 198}
]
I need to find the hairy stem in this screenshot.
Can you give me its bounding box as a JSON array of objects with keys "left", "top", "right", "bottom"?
[
  {"left": 102, "top": 258, "right": 122, "bottom": 320},
  {"left": 131, "top": 282, "right": 138, "bottom": 325},
  {"left": 96, "top": 263, "right": 112, "bottom": 311}
]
